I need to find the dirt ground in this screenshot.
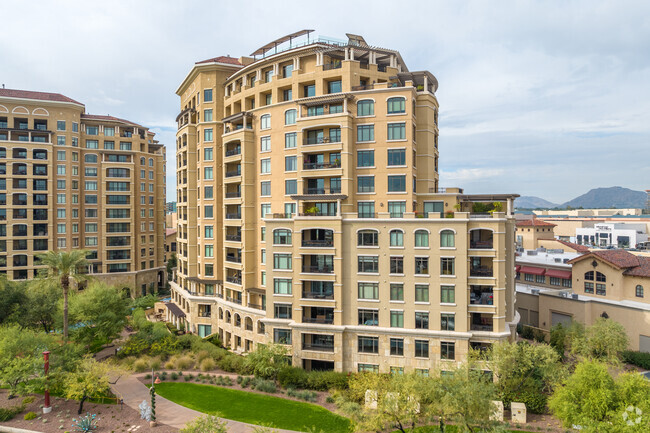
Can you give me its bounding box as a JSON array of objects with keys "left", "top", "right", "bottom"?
[{"left": 0, "top": 389, "right": 178, "bottom": 433}]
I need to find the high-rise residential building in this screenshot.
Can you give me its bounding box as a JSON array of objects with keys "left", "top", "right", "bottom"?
[
  {"left": 171, "top": 31, "right": 519, "bottom": 372},
  {"left": 0, "top": 89, "right": 167, "bottom": 296}
]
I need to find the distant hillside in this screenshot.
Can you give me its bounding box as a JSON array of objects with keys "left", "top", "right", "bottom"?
[
  {"left": 515, "top": 196, "right": 559, "bottom": 209},
  {"left": 561, "top": 187, "right": 646, "bottom": 209}
]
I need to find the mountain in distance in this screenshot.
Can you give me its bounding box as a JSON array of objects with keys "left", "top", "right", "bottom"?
[
  {"left": 515, "top": 187, "right": 646, "bottom": 210},
  {"left": 561, "top": 186, "right": 646, "bottom": 209},
  {"left": 515, "top": 196, "right": 559, "bottom": 209}
]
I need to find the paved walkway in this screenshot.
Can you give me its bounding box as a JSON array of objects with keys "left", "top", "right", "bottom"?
[{"left": 111, "top": 374, "right": 302, "bottom": 432}]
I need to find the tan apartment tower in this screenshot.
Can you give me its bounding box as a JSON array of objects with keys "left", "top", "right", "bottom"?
[
  {"left": 0, "top": 89, "right": 166, "bottom": 296},
  {"left": 171, "top": 31, "right": 519, "bottom": 373}
]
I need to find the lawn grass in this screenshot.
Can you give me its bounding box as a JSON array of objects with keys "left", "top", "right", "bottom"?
[{"left": 152, "top": 382, "right": 351, "bottom": 432}]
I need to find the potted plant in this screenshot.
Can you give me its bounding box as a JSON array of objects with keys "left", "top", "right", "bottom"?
[
  {"left": 489, "top": 202, "right": 504, "bottom": 214},
  {"left": 304, "top": 206, "right": 320, "bottom": 216},
  {"left": 445, "top": 211, "right": 455, "bottom": 218}
]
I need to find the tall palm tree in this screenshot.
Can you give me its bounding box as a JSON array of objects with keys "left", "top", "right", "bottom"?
[{"left": 37, "top": 250, "right": 89, "bottom": 341}]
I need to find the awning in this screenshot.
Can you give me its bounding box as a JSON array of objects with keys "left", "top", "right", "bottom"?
[
  {"left": 165, "top": 303, "right": 186, "bottom": 318},
  {"left": 519, "top": 266, "right": 545, "bottom": 276},
  {"left": 515, "top": 265, "right": 521, "bottom": 272},
  {"left": 545, "top": 269, "right": 572, "bottom": 279}
]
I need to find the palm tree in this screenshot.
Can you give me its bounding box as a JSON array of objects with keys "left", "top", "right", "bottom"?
[{"left": 37, "top": 250, "right": 89, "bottom": 341}]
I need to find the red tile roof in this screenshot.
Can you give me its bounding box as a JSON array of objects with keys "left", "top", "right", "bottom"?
[
  {"left": 166, "top": 228, "right": 177, "bottom": 237},
  {"left": 568, "top": 250, "right": 650, "bottom": 277},
  {"left": 81, "top": 114, "right": 143, "bottom": 128},
  {"left": 516, "top": 218, "right": 556, "bottom": 227},
  {"left": 556, "top": 239, "right": 590, "bottom": 253},
  {"left": 196, "top": 56, "right": 242, "bottom": 66},
  {"left": 0, "top": 88, "right": 83, "bottom": 106}
]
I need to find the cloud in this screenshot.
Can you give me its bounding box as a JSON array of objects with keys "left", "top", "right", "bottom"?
[{"left": 440, "top": 168, "right": 505, "bottom": 182}]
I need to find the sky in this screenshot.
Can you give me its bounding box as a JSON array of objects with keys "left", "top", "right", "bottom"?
[{"left": 1, "top": 0, "right": 648, "bottom": 204}]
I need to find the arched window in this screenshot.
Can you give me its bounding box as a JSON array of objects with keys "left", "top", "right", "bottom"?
[
  {"left": 595, "top": 272, "right": 606, "bottom": 282},
  {"left": 357, "top": 100, "right": 374, "bottom": 116},
  {"left": 284, "top": 109, "right": 296, "bottom": 125},
  {"left": 234, "top": 314, "right": 241, "bottom": 327},
  {"left": 387, "top": 97, "right": 406, "bottom": 114},
  {"left": 225, "top": 310, "right": 231, "bottom": 323},
  {"left": 140, "top": 157, "right": 145, "bottom": 165},
  {"left": 273, "top": 229, "right": 292, "bottom": 245},
  {"left": 218, "top": 307, "right": 223, "bottom": 320},
  {"left": 260, "top": 114, "right": 271, "bottom": 130},
  {"left": 440, "top": 230, "right": 455, "bottom": 247},
  {"left": 414, "top": 230, "right": 429, "bottom": 247},
  {"left": 636, "top": 285, "right": 644, "bottom": 298},
  {"left": 584, "top": 271, "right": 594, "bottom": 280},
  {"left": 358, "top": 229, "right": 378, "bottom": 246},
  {"left": 149, "top": 158, "right": 154, "bottom": 167},
  {"left": 245, "top": 317, "right": 253, "bottom": 331},
  {"left": 390, "top": 229, "right": 403, "bottom": 247}
]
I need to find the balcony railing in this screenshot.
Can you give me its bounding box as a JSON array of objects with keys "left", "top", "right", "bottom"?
[
  {"left": 225, "top": 234, "right": 241, "bottom": 242},
  {"left": 322, "top": 62, "right": 342, "bottom": 71},
  {"left": 302, "top": 317, "right": 334, "bottom": 324},
  {"left": 225, "top": 192, "right": 241, "bottom": 198},
  {"left": 247, "top": 303, "right": 264, "bottom": 310},
  {"left": 302, "top": 240, "right": 333, "bottom": 248},
  {"left": 302, "top": 343, "right": 334, "bottom": 352},
  {"left": 225, "top": 213, "right": 241, "bottom": 220},
  {"left": 302, "top": 291, "right": 334, "bottom": 300},
  {"left": 471, "top": 323, "right": 494, "bottom": 332},
  {"left": 302, "top": 265, "right": 334, "bottom": 274},
  {"left": 303, "top": 137, "right": 342, "bottom": 145},
  {"left": 199, "top": 312, "right": 212, "bottom": 318},
  {"left": 226, "top": 276, "right": 242, "bottom": 285},
  {"left": 303, "top": 162, "right": 341, "bottom": 170},
  {"left": 303, "top": 187, "right": 341, "bottom": 195},
  {"left": 225, "top": 147, "right": 241, "bottom": 157},
  {"left": 470, "top": 268, "right": 494, "bottom": 277},
  {"left": 470, "top": 213, "right": 492, "bottom": 219},
  {"left": 357, "top": 213, "right": 377, "bottom": 218},
  {"left": 226, "top": 296, "right": 242, "bottom": 305},
  {"left": 299, "top": 211, "right": 337, "bottom": 217},
  {"left": 470, "top": 241, "right": 493, "bottom": 249},
  {"left": 470, "top": 291, "right": 494, "bottom": 305},
  {"left": 225, "top": 255, "right": 242, "bottom": 263},
  {"left": 225, "top": 170, "right": 241, "bottom": 178},
  {"left": 272, "top": 213, "right": 293, "bottom": 219}
]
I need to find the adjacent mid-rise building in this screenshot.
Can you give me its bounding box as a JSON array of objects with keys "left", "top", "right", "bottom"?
[
  {"left": 170, "top": 31, "right": 519, "bottom": 373},
  {"left": 0, "top": 89, "right": 167, "bottom": 295}
]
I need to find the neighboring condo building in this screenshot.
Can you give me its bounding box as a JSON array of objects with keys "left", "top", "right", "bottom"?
[
  {"left": 0, "top": 89, "right": 167, "bottom": 296},
  {"left": 170, "top": 31, "right": 519, "bottom": 373}
]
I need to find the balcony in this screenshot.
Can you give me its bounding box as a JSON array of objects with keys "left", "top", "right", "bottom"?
[
  {"left": 302, "top": 240, "right": 333, "bottom": 248},
  {"left": 247, "top": 302, "right": 264, "bottom": 311},
  {"left": 322, "top": 62, "right": 342, "bottom": 71},
  {"left": 302, "top": 281, "right": 334, "bottom": 299},
  {"left": 471, "top": 313, "right": 494, "bottom": 332},
  {"left": 470, "top": 286, "right": 494, "bottom": 305},
  {"left": 303, "top": 161, "right": 341, "bottom": 170},
  {"left": 302, "top": 265, "right": 334, "bottom": 274},
  {"left": 225, "top": 213, "right": 241, "bottom": 220},
  {"left": 225, "top": 255, "right": 242, "bottom": 263},
  {"left": 303, "top": 186, "right": 341, "bottom": 195},
  {"left": 225, "top": 169, "right": 241, "bottom": 178},
  {"left": 226, "top": 296, "right": 242, "bottom": 305},
  {"left": 225, "top": 147, "right": 241, "bottom": 157},
  {"left": 226, "top": 276, "right": 242, "bottom": 285},
  {"left": 302, "top": 229, "right": 333, "bottom": 248},
  {"left": 470, "top": 257, "right": 494, "bottom": 277},
  {"left": 470, "top": 229, "right": 494, "bottom": 249},
  {"left": 225, "top": 192, "right": 241, "bottom": 199},
  {"left": 303, "top": 136, "right": 342, "bottom": 146},
  {"left": 225, "top": 234, "right": 241, "bottom": 242},
  {"left": 303, "top": 307, "right": 334, "bottom": 325}
]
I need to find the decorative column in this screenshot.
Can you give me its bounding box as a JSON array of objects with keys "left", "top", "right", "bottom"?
[{"left": 43, "top": 351, "right": 51, "bottom": 414}]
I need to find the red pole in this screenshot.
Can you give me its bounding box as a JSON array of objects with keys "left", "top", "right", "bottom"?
[{"left": 43, "top": 351, "right": 51, "bottom": 414}]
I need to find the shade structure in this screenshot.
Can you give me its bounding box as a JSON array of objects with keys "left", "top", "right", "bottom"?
[{"left": 519, "top": 266, "right": 546, "bottom": 276}]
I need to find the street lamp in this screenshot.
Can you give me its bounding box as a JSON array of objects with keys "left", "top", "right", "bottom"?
[{"left": 43, "top": 351, "right": 51, "bottom": 414}]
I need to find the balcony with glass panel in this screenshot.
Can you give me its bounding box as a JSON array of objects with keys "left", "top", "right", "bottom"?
[
  {"left": 470, "top": 257, "right": 494, "bottom": 278},
  {"left": 470, "top": 313, "right": 494, "bottom": 332},
  {"left": 301, "top": 333, "right": 334, "bottom": 352},
  {"left": 469, "top": 229, "right": 494, "bottom": 249},
  {"left": 301, "top": 281, "right": 334, "bottom": 300},
  {"left": 302, "top": 255, "right": 334, "bottom": 274},
  {"left": 299, "top": 202, "right": 338, "bottom": 217},
  {"left": 301, "top": 229, "right": 334, "bottom": 248},
  {"left": 224, "top": 162, "right": 241, "bottom": 181},
  {"left": 302, "top": 307, "right": 334, "bottom": 325},
  {"left": 302, "top": 127, "right": 342, "bottom": 146},
  {"left": 225, "top": 248, "right": 242, "bottom": 264},
  {"left": 225, "top": 270, "right": 242, "bottom": 286},
  {"left": 469, "top": 285, "right": 494, "bottom": 305}
]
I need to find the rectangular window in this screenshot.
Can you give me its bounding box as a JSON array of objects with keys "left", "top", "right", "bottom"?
[
  {"left": 441, "top": 313, "right": 455, "bottom": 331},
  {"left": 104, "top": 140, "right": 115, "bottom": 149},
  {"left": 274, "top": 304, "right": 292, "bottom": 319},
  {"left": 596, "top": 283, "right": 606, "bottom": 296},
  {"left": 388, "top": 98, "right": 406, "bottom": 114},
  {"left": 415, "top": 340, "right": 429, "bottom": 358},
  {"left": 274, "top": 329, "right": 292, "bottom": 344},
  {"left": 358, "top": 336, "right": 379, "bottom": 354},
  {"left": 285, "top": 132, "right": 296, "bottom": 148},
  {"left": 357, "top": 176, "right": 375, "bottom": 193},
  {"left": 104, "top": 127, "right": 114, "bottom": 136},
  {"left": 415, "top": 312, "right": 429, "bottom": 329},
  {"left": 441, "top": 285, "right": 455, "bottom": 304},
  {"left": 415, "top": 284, "right": 429, "bottom": 302},
  {"left": 119, "top": 142, "right": 132, "bottom": 150},
  {"left": 273, "top": 253, "right": 292, "bottom": 270},
  {"left": 205, "top": 226, "right": 213, "bottom": 238},
  {"left": 357, "top": 125, "right": 374, "bottom": 142},
  {"left": 204, "top": 128, "right": 213, "bottom": 141},
  {"left": 261, "top": 203, "right": 271, "bottom": 218},
  {"left": 57, "top": 120, "right": 66, "bottom": 131},
  {"left": 204, "top": 205, "right": 213, "bottom": 218},
  {"left": 358, "top": 256, "right": 379, "bottom": 273},
  {"left": 388, "top": 175, "right": 406, "bottom": 192},
  {"left": 304, "top": 84, "right": 315, "bottom": 97},
  {"left": 274, "top": 278, "right": 292, "bottom": 295},
  {"left": 441, "top": 258, "right": 455, "bottom": 276},
  {"left": 261, "top": 136, "right": 271, "bottom": 152},
  {"left": 358, "top": 202, "right": 375, "bottom": 218},
  {"left": 204, "top": 109, "right": 213, "bottom": 122},
  {"left": 388, "top": 201, "right": 405, "bottom": 218},
  {"left": 57, "top": 136, "right": 66, "bottom": 146},
  {"left": 390, "top": 256, "right": 404, "bottom": 274},
  {"left": 86, "top": 126, "right": 98, "bottom": 135},
  {"left": 205, "top": 245, "right": 214, "bottom": 258},
  {"left": 204, "top": 89, "right": 213, "bottom": 102},
  {"left": 390, "top": 283, "right": 404, "bottom": 301},
  {"left": 85, "top": 139, "right": 98, "bottom": 149},
  {"left": 390, "top": 311, "right": 404, "bottom": 328},
  {"left": 204, "top": 147, "right": 213, "bottom": 161},
  {"left": 387, "top": 149, "right": 406, "bottom": 166},
  {"left": 358, "top": 364, "right": 379, "bottom": 373},
  {"left": 328, "top": 80, "right": 342, "bottom": 94},
  {"left": 204, "top": 186, "right": 213, "bottom": 199},
  {"left": 283, "top": 89, "right": 292, "bottom": 101},
  {"left": 536, "top": 274, "right": 545, "bottom": 284},
  {"left": 358, "top": 282, "right": 379, "bottom": 300},
  {"left": 415, "top": 257, "right": 429, "bottom": 275},
  {"left": 357, "top": 150, "right": 375, "bottom": 167},
  {"left": 285, "top": 179, "right": 297, "bottom": 195},
  {"left": 357, "top": 100, "right": 374, "bottom": 116},
  {"left": 285, "top": 155, "right": 296, "bottom": 171},
  {"left": 390, "top": 338, "right": 404, "bottom": 356},
  {"left": 441, "top": 342, "right": 455, "bottom": 360},
  {"left": 204, "top": 167, "right": 213, "bottom": 180},
  {"left": 261, "top": 158, "right": 271, "bottom": 174},
  {"left": 388, "top": 123, "right": 406, "bottom": 140},
  {"left": 261, "top": 181, "right": 271, "bottom": 196}
]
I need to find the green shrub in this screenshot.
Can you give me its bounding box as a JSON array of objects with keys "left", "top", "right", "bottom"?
[
  {"left": 145, "top": 373, "right": 152, "bottom": 380},
  {"left": 0, "top": 403, "right": 25, "bottom": 422},
  {"left": 171, "top": 372, "right": 179, "bottom": 380},
  {"left": 325, "top": 396, "right": 335, "bottom": 403},
  {"left": 251, "top": 377, "right": 277, "bottom": 393},
  {"left": 150, "top": 335, "right": 180, "bottom": 357},
  {"left": 175, "top": 355, "right": 194, "bottom": 370},
  {"left": 622, "top": 351, "right": 650, "bottom": 369},
  {"left": 196, "top": 350, "right": 211, "bottom": 363},
  {"left": 117, "top": 336, "right": 149, "bottom": 358},
  {"left": 239, "top": 376, "right": 252, "bottom": 388},
  {"left": 133, "top": 358, "right": 149, "bottom": 373},
  {"left": 217, "top": 352, "right": 250, "bottom": 374},
  {"left": 278, "top": 366, "right": 309, "bottom": 389},
  {"left": 519, "top": 325, "right": 535, "bottom": 340},
  {"left": 306, "top": 370, "right": 349, "bottom": 391},
  {"left": 205, "top": 334, "right": 222, "bottom": 347},
  {"left": 149, "top": 356, "right": 162, "bottom": 370},
  {"left": 200, "top": 358, "right": 216, "bottom": 372},
  {"left": 184, "top": 375, "right": 191, "bottom": 382},
  {"left": 24, "top": 411, "right": 37, "bottom": 420},
  {"left": 22, "top": 396, "right": 35, "bottom": 404},
  {"left": 287, "top": 388, "right": 318, "bottom": 402}
]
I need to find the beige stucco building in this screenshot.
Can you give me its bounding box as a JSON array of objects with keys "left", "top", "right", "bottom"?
[
  {"left": 169, "top": 32, "right": 519, "bottom": 373},
  {"left": 516, "top": 249, "right": 650, "bottom": 352},
  {"left": 0, "top": 89, "right": 167, "bottom": 296}
]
